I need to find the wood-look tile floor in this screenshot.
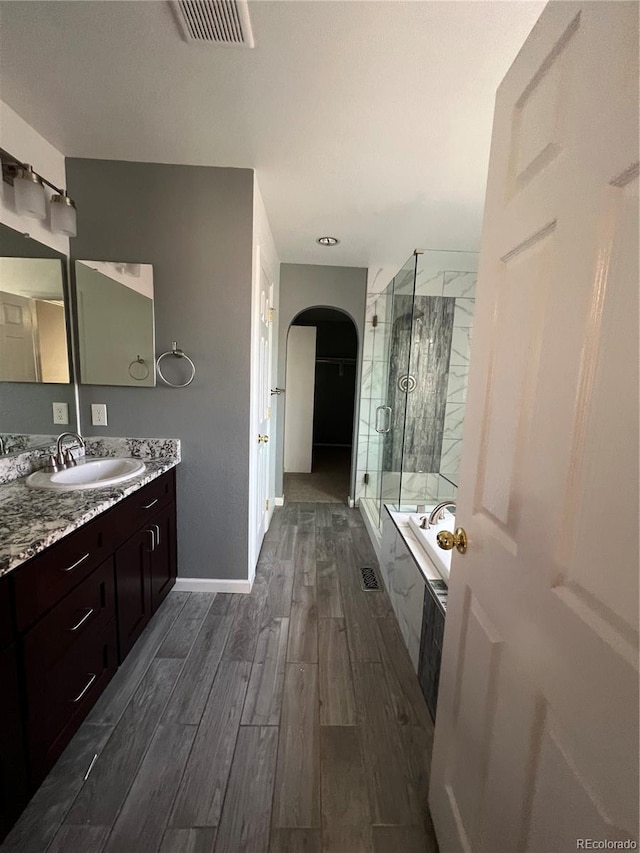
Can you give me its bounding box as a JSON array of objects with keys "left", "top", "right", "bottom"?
[{"left": 2, "top": 503, "right": 438, "bottom": 853}]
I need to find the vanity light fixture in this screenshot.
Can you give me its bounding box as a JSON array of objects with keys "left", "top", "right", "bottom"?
[
  {"left": 13, "top": 164, "right": 46, "bottom": 220},
  {"left": 316, "top": 236, "right": 340, "bottom": 246},
  {"left": 50, "top": 191, "right": 77, "bottom": 237},
  {"left": 0, "top": 147, "right": 78, "bottom": 235}
]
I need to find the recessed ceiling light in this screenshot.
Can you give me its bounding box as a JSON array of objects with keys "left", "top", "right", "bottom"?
[{"left": 316, "top": 236, "right": 340, "bottom": 246}]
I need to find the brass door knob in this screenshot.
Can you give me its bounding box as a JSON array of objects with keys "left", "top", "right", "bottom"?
[
  {"left": 258, "top": 434, "right": 269, "bottom": 443},
  {"left": 436, "top": 527, "right": 468, "bottom": 554}
]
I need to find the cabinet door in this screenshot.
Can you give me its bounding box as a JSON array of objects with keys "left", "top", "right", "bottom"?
[
  {"left": 114, "top": 526, "right": 153, "bottom": 660},
  {"left": 0, "top": 643, "right": 28, "bottom": 842},
  {"left": 149, "top": 502, "right": 177, "bottom": 613}
]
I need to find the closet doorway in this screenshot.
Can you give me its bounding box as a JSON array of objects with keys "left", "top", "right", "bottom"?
[{"left": 283, "top": 307, "right": 357, "bottom": 503}]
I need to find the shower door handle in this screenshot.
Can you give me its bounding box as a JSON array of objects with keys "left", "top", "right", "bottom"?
[{"left": 375, "top": 405, "right": 392, "bottom": 434}]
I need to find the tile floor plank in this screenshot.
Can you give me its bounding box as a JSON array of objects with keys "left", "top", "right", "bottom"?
[
  {"left": 103, "top": 723, "right": 196, "bottom": 853},
  {"left": 318, "top": 619, "right": 356, "bottom": 726},
  {"left": 46, "top": 825, "right": 110, "bottom": 853},
  {"left": 1, "top": 723, "right": 113, "bottom": 853},
  {"left": 322, "top": 826, "right": 373, "bottom": 853},
  {"left": 213, "top": 726, "right": 278, "bottom": 853},
  {"left": 314, "top": 505, "right": 333, "bottom": 529},
  {"left": 264, "top": 559, "right": 295, "bottom": 620},
  {"left": 159, "top": 828, "right": 217, "bottom": 853},
  {"left": 163, "top": 612, "right": 235, "bottom": 725},
  {"left": 315, "top": 528, "right": 336, "bottom": 563},
  {"left": 376, "top": 616, "right": 433, "bottom": 730},
  {"left": 371, "top": 825, "right": 435, "bottom": 853},
  {"left": 273, "top": 663, "right": 320, "bottom": 828},
  {"left": 319, "top": 727, "right": 370, "bottom": 827},
  {"left": 269, "top": 828, "right": 321, "bottom": 853},
  {"left": 87, "top": 591, "right": 189, "bottom": 726},
  {"left": 242, "top": 617, "right": 290, "bottom": 726},
  {"left": 223, "top": 578, "right": 268, "bottom": 661},
  {"left": 287, "top": 585, "right": 318, "bottom": 663},
  {"left": 171, "top": 660, "right": 251, "bottom": 827},
  {"left": 294, "top": 531, "right": 316, "bottom": 586},
  {"left": 317, "top": 561, "right": 343, "bottom": 619},
  {"left": 156, "top": 593, "right": 215, "bottom": 659},
  {"left": 353, "top": 662, "right": 416, "bottom": 826},
  {"left": 66, "top": 658, "right": 183, "bottom": 825}
]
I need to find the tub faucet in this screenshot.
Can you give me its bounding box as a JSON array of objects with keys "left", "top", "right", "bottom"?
[
  {"left": 428, "top": 500, "right": 456, "bottom": 526},
  {"left": 55, "top": 432, "right": 85, "bottom": 468}
]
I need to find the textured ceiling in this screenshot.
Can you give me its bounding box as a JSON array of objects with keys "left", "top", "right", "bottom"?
[{"left": 0, "top": 1, "right": 544, "bottom": 270}]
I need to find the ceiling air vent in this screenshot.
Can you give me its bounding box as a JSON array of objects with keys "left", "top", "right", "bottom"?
[{"left": 171, "top": 0, "right": 255, "bottom": 48}]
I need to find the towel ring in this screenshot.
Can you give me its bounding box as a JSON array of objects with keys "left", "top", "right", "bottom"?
[
  {"left": 156, "top": 341, "right": 196, "bottom": 388},
  {"left": 128, "top": 355, "right": 150, "bottom": 381}
]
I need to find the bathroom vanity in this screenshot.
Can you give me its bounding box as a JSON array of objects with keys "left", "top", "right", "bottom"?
[{"left": 0, "top": 451, "right": 179, "bottom": 840}]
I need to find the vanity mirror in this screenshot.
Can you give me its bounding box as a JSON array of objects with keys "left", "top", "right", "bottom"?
[
  {"left": 0, "top": 223, "right": 77, "bottom": 453},
  {"left": 74, "top": 260, "right": 155, "bottom": 387}
]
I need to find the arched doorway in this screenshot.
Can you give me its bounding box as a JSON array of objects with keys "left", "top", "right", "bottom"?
[{"left": 283, "top": 307, "right": 358, "bottom": 503}]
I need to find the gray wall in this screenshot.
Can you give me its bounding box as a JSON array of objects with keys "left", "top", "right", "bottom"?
[
  {"left": 67, "top": 159, "right": 254, "bottom": 581},
  {"left": 275, "top": 263, "right": 367, "bottom": 497}
]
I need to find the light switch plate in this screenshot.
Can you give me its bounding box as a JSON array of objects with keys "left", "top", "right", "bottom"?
[
  {"left": 52, "top": 402, "right": 69, "bottom": 424},
  {"left": 91, "top": 403, "right": 108, "bottom": 427}
]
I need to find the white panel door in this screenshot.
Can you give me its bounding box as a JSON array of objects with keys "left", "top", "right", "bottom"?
[
  {"left": 249, "top": 248, "right": 274, "bottom": 574},
  {"left": 284, "top": 325, "right": 317, "bottom": 473},
  {"left": 429, "top": 4, "right": 639, "bottom": 852}
]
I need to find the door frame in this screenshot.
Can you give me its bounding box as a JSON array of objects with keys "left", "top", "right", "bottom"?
[{"left": 281, "top": 305, "right": 361, "bottom": 505}]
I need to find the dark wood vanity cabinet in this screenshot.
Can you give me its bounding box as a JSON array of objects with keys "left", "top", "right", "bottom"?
[
  {"left": 0, "top": 580, "right": 28, "bottom": 841},
  {"left": 0, "top": 468, "right": 177, "bottom": 840}
]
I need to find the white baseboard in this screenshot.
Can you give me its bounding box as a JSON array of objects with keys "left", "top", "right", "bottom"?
[
  {"left": 274, "top": 496, "right": 285, "bottom": 506},
  {"left": 174, "top": 578, "right": 253, "bottom": 594}
]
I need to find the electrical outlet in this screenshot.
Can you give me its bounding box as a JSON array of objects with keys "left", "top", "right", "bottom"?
[
  {"left": 91, "top": 403, "right": 108, "bottom": 427},
  {"left": 52, "top": 402, "right": 69, "bottom": 424}
]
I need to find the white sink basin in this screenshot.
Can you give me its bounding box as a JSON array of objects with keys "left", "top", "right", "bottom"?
[
  {"left": 26, "top": 458, "right": 146, "bottom": 491},
  {"left": 408, "top": 511, "right": 455, "bottom": 581}
]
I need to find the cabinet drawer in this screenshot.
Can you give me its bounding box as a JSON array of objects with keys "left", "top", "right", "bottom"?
[
  {"left": 27, "top": 617, "right": 117, "bottom": 786},
  {"left": 109, "top": 469, "right": 176, "bottom": 548},
  {"left": 14, "top": 515, "right": 113, "bottom": 632},
  {"left": 24, "top": 557, "right": 115, "bottom": 697}
]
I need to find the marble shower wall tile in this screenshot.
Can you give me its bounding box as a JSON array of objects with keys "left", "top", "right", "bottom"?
[
  {"left": 437, "top": 475, "right": 457, "bottom": 501},
  {"left": 440, "top": 439, "right": 462, "bottom": 479},
  {"left": 415, "top": 270, "right": 444, "bottom": 297},
  {"left": 443, "top": 402, "right": 466, "bottom": 439},
  {"left": 453, "top": 298, "right": 475, "bottom": 328},
  {"left": 443, "top": 271, "right": 477, "bottom": 298},
  {"left": 449, "top": 327, "right": 473, "bottom": 367},
  {"left": 446, "top": 367, "right": 469, "bottom": 404}
]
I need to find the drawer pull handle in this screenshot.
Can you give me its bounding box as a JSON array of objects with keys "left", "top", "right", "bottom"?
[
  {"left": 69, "top": 608, "right": 95, "bottom": 632},
  {"left": 71, "top": 673, "right": 97, "bottom": 704},
  {"left": 61, "top": 552, "right": 90, "bottom": 573},
  {"left": 142, "top": 498, "right": 159, "bottom": 510}
]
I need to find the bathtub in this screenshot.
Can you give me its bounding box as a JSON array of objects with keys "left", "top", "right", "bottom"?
[{"left": 407, "top": 510, "right": 455, "bottom": 582}]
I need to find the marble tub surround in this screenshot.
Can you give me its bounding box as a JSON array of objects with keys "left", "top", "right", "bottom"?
[{"left": 0, "top": 454, "right": 180, "bottom": 577}]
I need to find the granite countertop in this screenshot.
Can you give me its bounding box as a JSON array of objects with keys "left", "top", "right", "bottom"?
[{"left": 0, "top": 440, "right": 180, "bottom": 577}]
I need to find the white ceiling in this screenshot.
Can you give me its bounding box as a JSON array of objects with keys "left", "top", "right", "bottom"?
[{"left": 0, "top": 0, "right": 544, "bottom": 270}]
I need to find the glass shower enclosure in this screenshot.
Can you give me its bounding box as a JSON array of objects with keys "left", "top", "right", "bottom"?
[{"left": 359, "top": 249, "right": 478, "bottom": 533}]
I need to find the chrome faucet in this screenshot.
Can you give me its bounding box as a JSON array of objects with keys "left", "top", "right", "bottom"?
[
  {"left": 55, "top": 432, "right": 85, "bottom": 468},
  {"left": 428, "top": 500, "right": 456, "bottom": 526},
  {"left": 419, "top": 500, "right": 456, "bottom": 529}
]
